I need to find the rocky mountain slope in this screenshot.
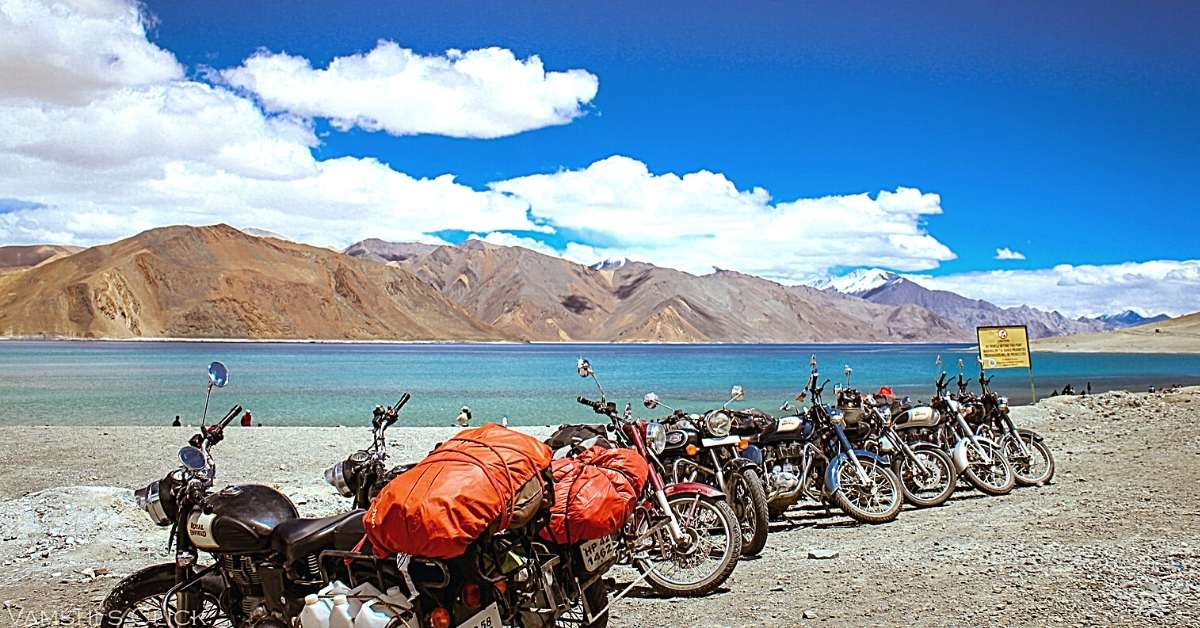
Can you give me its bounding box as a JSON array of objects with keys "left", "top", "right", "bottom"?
[
  {"left": 347, "top": 238, "right": 970, "bottom": 343},
  {"left": 824, "top": 269, "right": 1107, "bottom": 339},
  {"left": 0, "top": 244, "right": 81, "bottom": 273},
  {"left": 0, "top": 225, "right": 504, "bottom": 341},
  {"left": 1035, "top": 311, "right": 1200, "bottom": 353}
]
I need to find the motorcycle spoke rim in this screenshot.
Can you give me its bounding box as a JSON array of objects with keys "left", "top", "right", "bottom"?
[{"left": 646, "top": 500, "right": 733, "bottom": 586}]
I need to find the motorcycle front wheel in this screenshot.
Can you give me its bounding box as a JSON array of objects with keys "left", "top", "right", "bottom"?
[
  {"left": 729, "top": 469, "right": 770, "bottom": 557},
  {"left": 1003, "top": 430, "right": 1055, "bottom": 487},
  {"left": 897, "top": 446, "right": 956, "bottom": 508},
  {"left": 100, "top": 564, "right": 230, "bottom": 628},
  {"left": 963, "top": 442, "right": 1016, "bottom": 495},
  {"left": 831, "top": 455, "right": 903, "bottom": 524},
  {"left": 637, "top": 494, "right": 742, "bottom": 597}
]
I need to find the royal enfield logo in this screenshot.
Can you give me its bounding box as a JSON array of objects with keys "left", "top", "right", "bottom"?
[{"left": 188, "top": 520, "right": 208, "bottom": 538}]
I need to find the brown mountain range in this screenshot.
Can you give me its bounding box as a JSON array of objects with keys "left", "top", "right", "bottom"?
[
  {"left": 352, "top": 238, "right": 969, "bottom": 343},
  {"left": 0, "top": 225, "right": 503, "bottom": 340},
  {"left": 0, "top": 244, "right": 82, "bottom": 274}
]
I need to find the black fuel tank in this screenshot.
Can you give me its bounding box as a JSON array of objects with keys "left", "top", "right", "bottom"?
[{"left": 187, "top": 484, "right": 298, "bottom": 554}]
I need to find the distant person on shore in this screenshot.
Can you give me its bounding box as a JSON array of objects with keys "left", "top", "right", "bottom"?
[
  {"left": 1086, "top": 382, "right": 1092, "bottom": 395},
  {"left": 1149, "top": 385, "right": 1156, "bottom": 393},
  {"left": 1062, "top": 384, "right": 1076, "bottom": 396},
  {"left": 456, "top": 406, "right": 472, "bottom": 427},
  {"left": 241, "top": 410, "right": 252, "bottom": 427},
  {"left": 1050, "top": 389, "right": 1058, "bottom": 397},
  {"left": 171, "top": 415, "right": 181, "bottom": 427}
]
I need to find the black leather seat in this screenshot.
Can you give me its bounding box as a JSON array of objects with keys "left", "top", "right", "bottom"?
[{"left": 272, "top": 509, "right": 365, "bottom": 563}]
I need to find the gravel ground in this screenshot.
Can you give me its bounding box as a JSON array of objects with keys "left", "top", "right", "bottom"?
[{"left": 1, "top": 389, "right": 1198, "bottom": 626}]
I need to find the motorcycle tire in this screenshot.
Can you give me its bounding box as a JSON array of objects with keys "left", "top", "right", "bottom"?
[
  {"left": 962, "top": 442, "right": 1016, "bottom": 496},
  {"left": 831, "top": 458, "right": 903, "bottom": 524},
  {"left": 100, "top": 563, "right": 229, "bottom": 628},
  {"left": 731, "top": 469, "right": 770, "bottom": 557},
  {"left": 897, "top": 446, "right": 956, "bottom": 508},
  {"left": 559, "top": 577, "right": 609, "bottom": 628},
  {"left": 1005, "top": 429, "right": 1056, "bottom": 487},
  {"left": 638, "top": 495, "right": 742, "bottom": 597}
]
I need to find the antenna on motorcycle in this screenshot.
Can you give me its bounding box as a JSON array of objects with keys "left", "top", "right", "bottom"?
[
  {"left": 200, "top": 361, "right": 228, "bottom": 430},
  {"left": 577, "top": 358, "right": 607, "bottom": 401}
]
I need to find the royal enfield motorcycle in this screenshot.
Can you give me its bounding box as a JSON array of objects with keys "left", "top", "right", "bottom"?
[
  {"left": 322, "top": 394, "right": 615, "bottom": 628},
  {"left": 571, "top": 359, "right": 742, "bottom": 597},
  {"left": 102, "top": 362, "right": 365, "bottom": 628},
  {"left": 894, "top": 373, "right": 1016, "bottom": 496},
  {"left": 643, "top": 386, "right": 771, "bottom": 557},
  {"left": 974, "top": 369, "right": 1056, "bottom": 486}
]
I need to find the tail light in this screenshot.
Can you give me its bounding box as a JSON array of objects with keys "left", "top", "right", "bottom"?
[
  {"left": 462, "top": 583, "right": 481, "bottom": 609},
  {"left": 429, "top": 608, "right": 451, "bottom": 628}
]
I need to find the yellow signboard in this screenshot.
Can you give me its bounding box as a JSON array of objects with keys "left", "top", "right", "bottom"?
[{"left": 977, "top": 325, "right": 1032, "bottom": 370}]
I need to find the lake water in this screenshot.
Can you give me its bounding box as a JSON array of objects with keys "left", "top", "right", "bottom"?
[{"left": 1, "top": 341, "right": 1197, "bottom": 427}]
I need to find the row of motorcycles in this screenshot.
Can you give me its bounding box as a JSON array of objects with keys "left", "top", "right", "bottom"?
[{"left": 101, "top": 355, "right": 1054, "bottom": 628}]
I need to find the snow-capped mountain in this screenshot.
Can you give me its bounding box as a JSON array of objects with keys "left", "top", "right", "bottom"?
[
  {"left": 814, "top": 268, "right": 901, "bottom": 295},
  {"left": 589, "top": 257, "right": 629, "bottom": 271},
  {"left": 1095, "top": 310, "right": 1171, "bottom": 328}
]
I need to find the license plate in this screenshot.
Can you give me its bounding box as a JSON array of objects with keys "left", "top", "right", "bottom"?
[
  {"left": 456, "top": 603, "right": 501, "bottom": 628},
  {"left": 701, "top": 435, "right": 740, "bottom": 447},
  {"left": 579, "top": 535, "right": 617, "bottom": 572}
]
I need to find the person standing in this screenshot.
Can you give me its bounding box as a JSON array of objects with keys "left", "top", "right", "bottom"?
[
  {"left": 241, "top": 410, "right": 252, "bottom": 427},
  {"left": 455, "top": 406, "right": 472, "bottom": 427},
  {"left": 172, "top": 415, "right": 181, "bottom": 427}
]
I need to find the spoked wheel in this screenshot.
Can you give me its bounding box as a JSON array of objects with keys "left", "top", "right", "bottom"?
[
  {"left": 729, "top": 469, "right": 770, "bottom": 556},
  {"left": 1003, "top": 430, "right": 1055, "bottom": 486},
  {"left": 962, "top": 441, "right": 1015, "bottom": 496},
  {"left": 556, "top": 578, "right": 609, "bottom": 628},
  {"left": 636, "top": 494, "right": 742, "bottom": 597},
  {"left": 897, "top": 447, "right": 956, "bottom": 508},
  {"left": 100, "top": 565, "right": 230, "bottom": 628},
  {"left": 831, "top": 454, "right": 902, "bottom": 524}
]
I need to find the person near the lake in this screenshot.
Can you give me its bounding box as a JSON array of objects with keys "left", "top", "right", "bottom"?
[
  {"left": 456, "top": 406, "right": 472, "bottom": 427},
  {"left": 171, "top": 415, "right": 181, "bottom": 427},
  {"left": 241, "top": 410, "right": 252, "bottom": 427}
]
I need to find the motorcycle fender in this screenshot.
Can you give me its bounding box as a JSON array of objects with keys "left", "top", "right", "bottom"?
[
  {"left": 722, "top": 456, "right": 760, "bottom": 476},
  {"left": 1016, "top": 428, "right": 1044, "bottom": 442},
  {"left": 739, "top": 443, "right": 764, "bottom": 467},
  {"left": 663, "top": 482, "right": 725, "bottom": 499},
  {"left": 824, "top": 450, "right": 888, "bottom": 492},
  {"left": 951, "top": 440, "right": 970, "bottom": 474}
]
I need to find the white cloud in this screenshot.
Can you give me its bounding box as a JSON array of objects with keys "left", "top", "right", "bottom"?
[
  {"left": 489, "top": 155, "right": 956, "bottom": 282},
  {"left": 0, "top": 0, "right": 541, "bottom": 247},
  {"left": 220, "top": 42, "right": 599, "bottom": 139},
  {"left": 994, "top": 247, "right": 1025, "bottom": 260},
  {"left": 907, "top": 260, "right": 1200, "bottom": 318}
]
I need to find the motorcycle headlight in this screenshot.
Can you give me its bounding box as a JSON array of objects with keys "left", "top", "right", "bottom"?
[
  {"left": 324, "top": 460, "right": 353, "bottom": 498},
  {"left": 705, "top": 411, "right": 732, "bottom": 437},
  {"left": 135, "top": 480, "right": 172, "bottom": 526},
  {"left": 998, "top": 396, "right": 1009, "bottom": 411},
  {"left": 645, "top": 421, "right": 667, "bottom": 455}
]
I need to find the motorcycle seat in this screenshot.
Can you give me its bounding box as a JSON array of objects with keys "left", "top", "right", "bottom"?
[{"left": 272, "top": 509, "right": 365, "bottom": 563}]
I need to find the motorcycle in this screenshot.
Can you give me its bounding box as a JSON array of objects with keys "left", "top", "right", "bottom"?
[
  {"left": 844, "top": 387, "right": 957, "bottom": 508},
  {"left": 736, "top": 359, "right": 903, "bottom": 525},
  {"left": 102, "top": 362, "right": 366, "bottom": 628},
  {"left": 643, "top": 386, "right": 771, "bottom": 557},
  {"left": 573, "top": 359, "right": 742, "bottom": 597},
  {"left": 974, "top": 369, "right": 1056, "bottom": 487},
  {"left": 894, "top": 372, "right": 1016, "bottom": 496},
  {"left": 321, "top": 394, "right": 615, "bottom": 628}
]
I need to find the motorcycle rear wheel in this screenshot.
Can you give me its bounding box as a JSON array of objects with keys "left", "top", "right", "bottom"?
[
  {"left": 897, "top": 447, "right": 956, "bottom": 508},
  {"left": 963, "top": 442, "right": 1016, "bottom": 495},
  {"left": 1004, "top": 430, "right": 1055, "bottom": 487},
  {"left": 556, "top": 578, "right": 609, "bottom": 628},
  {"left": 730, "top": 469, "right": 770, "bottom": 557},
  {"left": 100, "top": 564, "right": 230, "bottom": 628},
  {"left": 637, "top": 494, "right": 742, "bottom": 597}
]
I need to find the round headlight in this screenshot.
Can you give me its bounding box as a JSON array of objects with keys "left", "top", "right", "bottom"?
[
  {"left": 705, "top": 411, "right": 732, "bottom": 437},
  {"left": 645, "top": 421, "right": 667, "bottom": 455},
  {"left": 324, "top": 461, "right": 353, "bottom": 497},
  {"left": 135, "top": 480, "right": 172, "bottom": 526}
]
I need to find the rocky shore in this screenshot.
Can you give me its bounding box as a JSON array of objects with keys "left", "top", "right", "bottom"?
[{"left": 1, "top": 390, "right": 1198, "bottom": 626}]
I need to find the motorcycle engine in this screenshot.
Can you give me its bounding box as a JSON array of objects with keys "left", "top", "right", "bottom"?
[{"left": 766, "top": 464, "right": 800, "bottom": 497}]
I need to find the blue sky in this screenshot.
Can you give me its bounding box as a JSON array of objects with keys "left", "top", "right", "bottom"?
[
  {"left": 145, "top": 0, "right": 1200, "bottom": 275},
  {"left": 0, "top": 0, "right": 1197, "bottom": 316}
]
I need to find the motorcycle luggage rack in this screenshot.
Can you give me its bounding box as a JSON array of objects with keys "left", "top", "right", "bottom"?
[{"left": 317, "top": 549, "right": 450, "bottom": 592}]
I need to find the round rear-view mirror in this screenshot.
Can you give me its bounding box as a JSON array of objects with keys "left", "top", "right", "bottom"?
[
  {"left": 207, "top": 361, "right": 229, "bottom": 388},
  {"left": 179, "top": 446, "right": 207, "bottom": 470},
  {"left": 643, "top": 392, "right": 659, "bottom": 409},
  {"left": 576, "top": 358, "right": 592, "bottom": 378},
  {"left": 730, "top": 385, "right": 745, "bottom": 401}
]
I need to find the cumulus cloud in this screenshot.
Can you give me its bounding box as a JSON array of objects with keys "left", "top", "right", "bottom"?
[
  {"left": 907, "top": 260, "right": 1200, "bottom": 318},
  {"left": 489, "top": 155, "right": 956, "bottom": 282},
  {"left": 994, "top": 247, "right": 1026, "bottom": 260},
  {"left": 0, "top": 0, "right": 540, "bottom": 247},
  {"left": 220, "top": 42, "right": 599, "bottom": 139}
]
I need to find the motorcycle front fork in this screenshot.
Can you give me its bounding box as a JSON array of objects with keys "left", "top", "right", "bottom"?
[
  {"left": 956, "top": 415, "right": 992, "bottom": 464},
  {"left": 834, "top": 426, "right": 873, "bottom": 485}
]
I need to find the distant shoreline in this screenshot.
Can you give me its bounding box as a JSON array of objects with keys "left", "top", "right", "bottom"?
[{"left": 0, "top": 335, "right": 978, "bottom": 347}]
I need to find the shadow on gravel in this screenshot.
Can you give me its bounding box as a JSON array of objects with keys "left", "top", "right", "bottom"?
[{"left": 613, "top": 583, "right": 733, "bottom": 599}]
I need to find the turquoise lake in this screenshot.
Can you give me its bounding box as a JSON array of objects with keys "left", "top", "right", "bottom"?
[{"left": 1, "top": 341, "right": 1198, "bottom": 426}]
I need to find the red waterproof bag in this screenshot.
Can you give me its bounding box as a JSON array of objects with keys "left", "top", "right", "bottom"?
[
  {"left": 363, "top": 423, "right": 552, "bottom": 559},
  {"left": 542, "top": 446, "right": 649, "bottom": 545}
]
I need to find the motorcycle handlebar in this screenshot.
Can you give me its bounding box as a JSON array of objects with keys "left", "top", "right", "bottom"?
[
  {"left": 217, "top": 404, "right": 243, "bottom": 430},
  {"left": 392, "top": 393, "right": 411, "bottom": 415},
  {"left": 576, "top": 396, "right": 612, "bottom": 416}
]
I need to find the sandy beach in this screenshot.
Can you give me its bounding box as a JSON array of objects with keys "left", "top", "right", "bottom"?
[{"left": 2, "top": 392, "right": 1200, "bottom": 626}]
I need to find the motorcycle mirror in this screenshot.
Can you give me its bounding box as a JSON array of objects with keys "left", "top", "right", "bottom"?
[
  {"left": 794, "top": 391, "right": 807, "bottom": 402},
  {"left": 730, "top": 385, "right": 744, "bottom": 402},
  {"left": 179, "top": 446, "right": 207, "bottom": 470},
  {"left": 643, "top": 392, "right": 660, "bottom": 409},
  {"left": 779, "top": 402, "right": 791, "bottom": 412},
  {"left": 207, "top": 362, "right": 229, "bottom": 388},
  {"left": 576, "top": 358, "right": 593, "bottom": 378}
]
